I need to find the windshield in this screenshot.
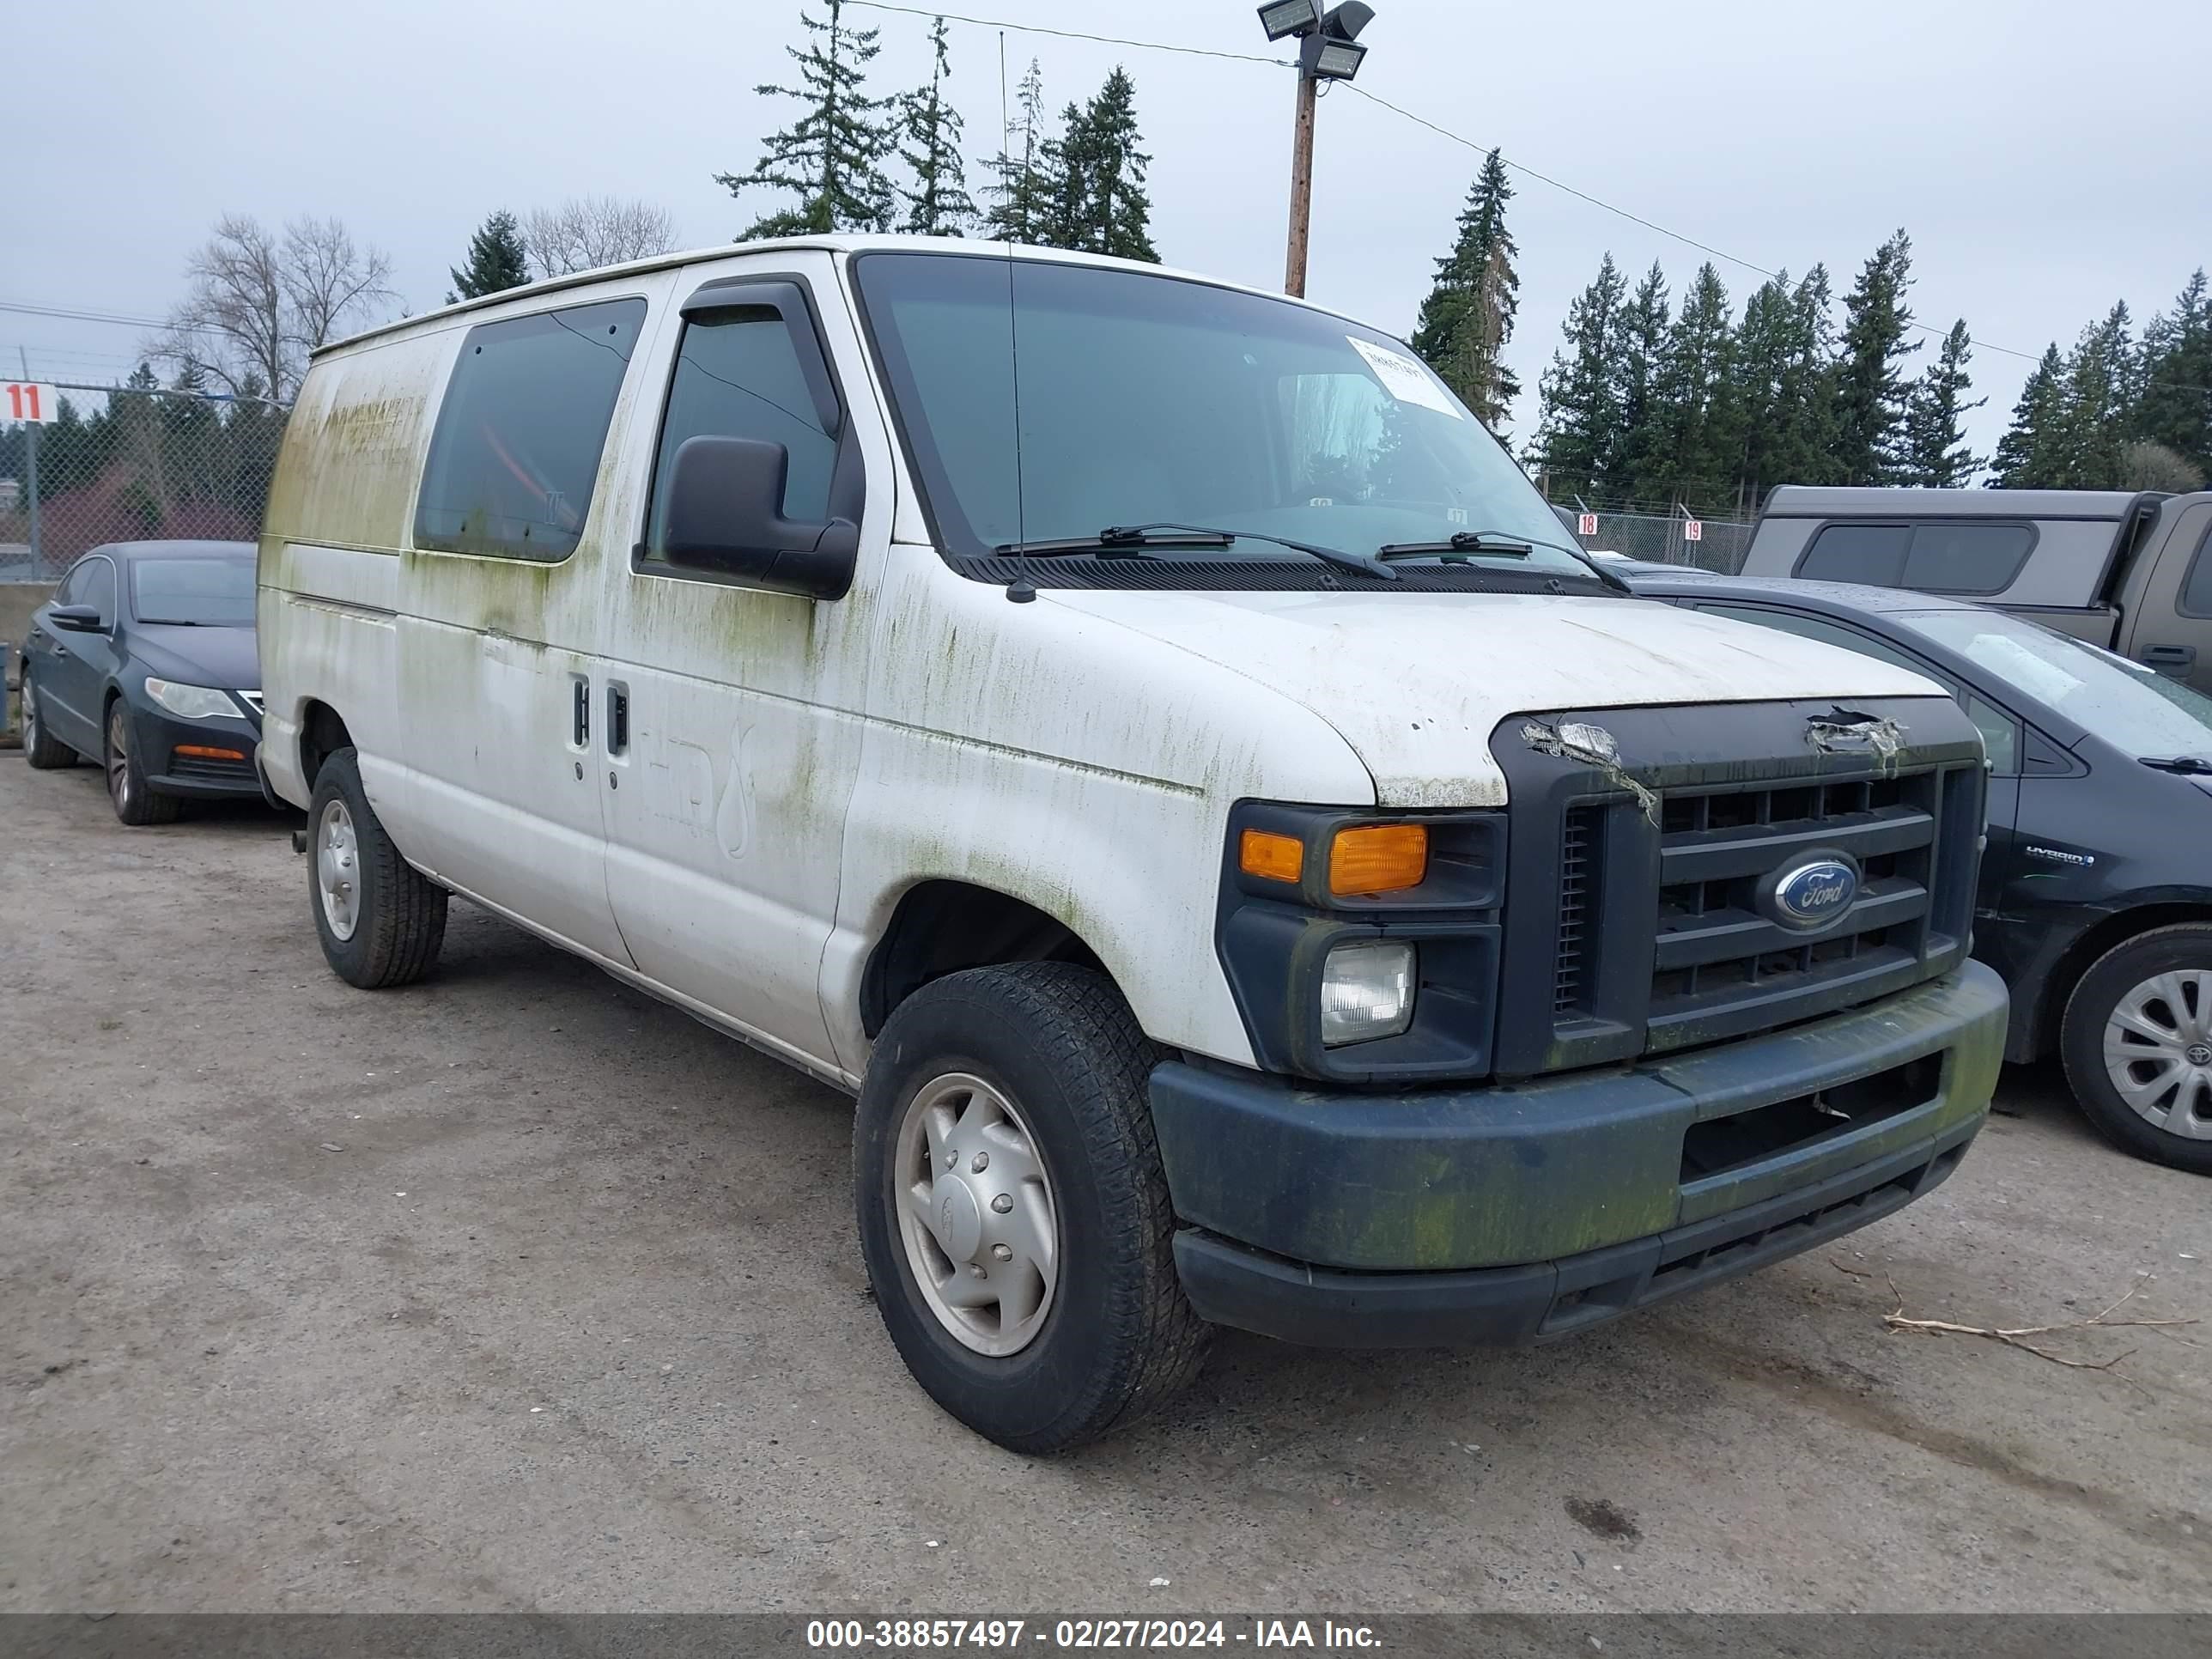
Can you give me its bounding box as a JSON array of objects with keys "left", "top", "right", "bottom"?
[
  {"left": 131, "top": 557, "right": 256, "bottom": 626},
  {"left": 853, "top": 252, "right": 1585, "bottom": 577},
  {"left": 1895, "top": 609, "right": 2212, "bottom": 757}
]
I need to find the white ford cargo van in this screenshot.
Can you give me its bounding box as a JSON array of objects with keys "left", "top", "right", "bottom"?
[{"left": 257, "top": 238, "right": 2007, "bottom": 1451}]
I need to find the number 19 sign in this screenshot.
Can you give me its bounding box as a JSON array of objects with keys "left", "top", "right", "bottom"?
[{"left": 5, "top": 382, "right": 59, "bottom": 423}]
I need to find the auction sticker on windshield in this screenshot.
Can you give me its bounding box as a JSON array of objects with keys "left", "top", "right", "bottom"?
[{"left": 1347, "top": 337, "right": 1462, "bottom": 418}]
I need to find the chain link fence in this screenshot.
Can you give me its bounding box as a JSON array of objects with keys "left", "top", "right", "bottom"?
[
  {"left": 1548, "top": 504, "right": 1752, "bottom": 574},
  {"left": 2, "top": 383, "right": 289, "bottom": 582}
]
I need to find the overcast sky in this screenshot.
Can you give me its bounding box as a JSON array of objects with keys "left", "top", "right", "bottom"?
[{"left": 10, "top": 0, "right": 2207, "bottom": 471}]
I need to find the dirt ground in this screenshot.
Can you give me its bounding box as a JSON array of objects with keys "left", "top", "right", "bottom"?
[{"left": 3, "top": 749, "right": 2207, "bottom": 1614}]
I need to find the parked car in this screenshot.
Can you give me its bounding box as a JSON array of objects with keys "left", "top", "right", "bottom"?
[
  {"left": 1621, "top": 565, "right": 2212, "bottom": 1174},
  {"left": 1739, "top": 486, "right": 2212, "bottom": 696},
  {"left": 21, "top": 540, "right": 264, "bottom": 825},
  {"left": 255, "top": 236, "right": 2005, "bottom": 1450}
]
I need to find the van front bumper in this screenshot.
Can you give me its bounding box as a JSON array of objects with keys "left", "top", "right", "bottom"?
[{"left": 1151, "top": 960, "right": 2007, "bottom": 1347}]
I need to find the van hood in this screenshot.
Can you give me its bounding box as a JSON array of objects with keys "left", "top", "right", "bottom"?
[{"left": 1042, "top": 588, "right": 1946, "bottom": 806}]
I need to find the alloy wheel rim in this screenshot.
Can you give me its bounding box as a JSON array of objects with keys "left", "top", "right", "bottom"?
[
  {"left": 893, "top": 1072, "right": 1060, "bottom": 1357},
  {"left": 2103, "top": 969, "right": 2212, "bottom": 1140},
  {"left": 21, "top": 679, "right": 36, "bottom": 747},
  {"left": 317, "top": 798, "right": 362, "bottom": 941},
  {"left": 106, "top": 706, "right": 131, "bottom": 810}
]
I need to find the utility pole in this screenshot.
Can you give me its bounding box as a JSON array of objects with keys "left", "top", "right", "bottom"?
[
  {"left": 1284, "top": 75, "right": 1317, "bottom": 298},
  {"left": 18, "top": 348, "right": 39, "bottom": 576},
  {"left": 1258, "top": 3, "right": 1376, "bottom": 301}
]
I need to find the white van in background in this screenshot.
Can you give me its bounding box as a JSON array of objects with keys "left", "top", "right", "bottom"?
[{"left": 257, "top": 237, "right": 2006, "bottom": 1451}]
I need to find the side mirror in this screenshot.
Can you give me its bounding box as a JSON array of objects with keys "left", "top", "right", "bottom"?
[
  {"left": 661, "top": 435, "right": 858, "bottom": 601},
  {"left": 48, "top": 604, "right": 104, "bottom": 633}
]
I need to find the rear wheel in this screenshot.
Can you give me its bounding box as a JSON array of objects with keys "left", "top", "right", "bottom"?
[
  {"left": 307, "top": 746, "right": 447, "bottom": 988},
  {"left": 2061, "top": 924, "right": 2212, "bottom": 1175},
  {"left": 854, "top": 963, "right": 1209, "bottom": 1453},
  {"left": 21, "top": 672, "right": 77, "bottom": 769},
  {"left": 105, "top": 700, "right": 179, "bottom": 826}
]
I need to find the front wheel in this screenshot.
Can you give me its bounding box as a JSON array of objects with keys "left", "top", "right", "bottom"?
[
  {"left": 307, "top": 746, "right": 447, "bottom": 988},
  {"left": 21, "top": 672, "right": 78, "bottom": 769},
  {"left": 105, "top": 699, "right": 179, "bottom": 825},
  {"left": 854, "top": 963, "right": 1209, "bottom": 1452},
  {"left": 2061, "top": 924, "right": 2212, "bottom": 1175}
]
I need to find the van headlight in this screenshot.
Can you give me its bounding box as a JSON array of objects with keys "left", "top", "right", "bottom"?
[
  {"left": 145, "top": 678, "right": 243, "bottom": 720},
  {"left": 1320, "top": 939, "right": 1415, "bottom": 1046}
]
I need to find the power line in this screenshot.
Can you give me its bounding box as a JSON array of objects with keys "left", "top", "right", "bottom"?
[
  {"left": 0, "top": 298, "right": 167, "bottom": 329},
  {"left": 845, "top": 2, "right": 1289, "bottom": 66},
  {"left": 840, "top": 3, "right": 2123, "bottom": 380}
]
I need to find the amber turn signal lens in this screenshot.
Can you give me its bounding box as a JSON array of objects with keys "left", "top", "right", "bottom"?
[
  {"left": 1329, "top": 823, "right": 1428, "bottom": 896},
  {"left": 1238, "top": 828, "right": 1305, "bottom": 884},
  {"left": 174, "top": 744, "right": 247, "bottom": 761}
]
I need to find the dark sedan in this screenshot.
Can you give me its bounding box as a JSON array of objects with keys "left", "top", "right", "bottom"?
[
  {"left": 1620, "top": 565, "right": 2212, "bottom": 1174},
  {"left": 21, "top": 540, "right": 264, "bottom": 826}
]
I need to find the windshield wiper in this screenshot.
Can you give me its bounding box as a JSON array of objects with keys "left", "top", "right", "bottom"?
[
  {"left": 2139, "top": 754, "right": 2212, "bottom": 775},
  {"left": 1376, "top": 530, "right": 1634, "bottom": 595},
  {"left": 996, "top": 523, "right": 1396, "bottom": 582}
]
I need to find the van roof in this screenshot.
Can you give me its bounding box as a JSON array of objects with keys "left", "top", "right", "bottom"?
[
  {"left": 1761, "top": 484, "right": 2165, "bottom": 520},
  {"left": 318, "top": 234, "right": 1385, "bottom": 358}
]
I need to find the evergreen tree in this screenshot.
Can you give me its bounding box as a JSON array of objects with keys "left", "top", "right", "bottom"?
[
  {"left": 1636, "top": 263, "right": 1738, "bottom": 512},
  {"left": 447, "top": 210, "right": 531, "bottom": 302},
  {"left": 2132, "top": 269, "right": 2212, "bottom": 474},
  {"left": 1729, "top": 271, "right": 1795, "bottom": 504},
  {"left": 2045, "top": 302, "right": 2134, "bottom": 487},
  {"left": 1898, "top": 319, "right": 1984, "bottom": 486},
  {"left": 1771, "top": 264, "right": 1843, "bottom": 489},
  {"left": 1530, "top": 252, "right": 1626, "bottom": 493},
  {"left": 1408, "top": 149, "right": 1521, "bottom": 429},
  {"left": 1608, "top": 261, "right": 1672, "bottom": 496},
  {"left": 896, "top": 16, "right": 975, "bottom": 236},
  {"left": 1041, "top": 69, "right": 1157, "bottom": 261},
  {"left": 1832, "top": 229, "right": 1920, "bottom": 483},
  {"left": 1990, "top": 344, "right": 2064, "bottom": 488},
  {"left": 982, "top": 58, "right": 1054, "bottom": 243},
  {"left": 717, "top": 0, "right": 896, "bottom": 237}
]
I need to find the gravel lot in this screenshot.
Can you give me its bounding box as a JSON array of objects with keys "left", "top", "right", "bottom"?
[{"left": 3, "top": 747, "right": 2208, "bottom": 1614}]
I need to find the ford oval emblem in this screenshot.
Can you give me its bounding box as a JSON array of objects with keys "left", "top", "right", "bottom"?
[{"left": 1762, "top": 854, "right": 1860, "bottom": 932}]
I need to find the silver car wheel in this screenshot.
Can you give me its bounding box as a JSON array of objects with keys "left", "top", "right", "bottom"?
[
  {"left": 2103, "top": 969, "right": 2212, "bottom": 1140},
  {"left": 106, "top": 703, "right": 131, "bottom": 812},
  {"left": 318, "top": 798, "right": 362, "bottom": 942},
  {"left": 894, "top": 1072, "right": 1060, "bottom": 1358},
  {"left": 21, "top": 678, "right": 39, "bottom": 747}
]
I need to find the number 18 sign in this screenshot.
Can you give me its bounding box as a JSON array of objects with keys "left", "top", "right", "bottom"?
[{"left": 4, "top": 382, "right": 59, "bottom": 423}]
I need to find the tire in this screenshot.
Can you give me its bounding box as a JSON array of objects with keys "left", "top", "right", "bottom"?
[
  {"left": 21, "top": 672, "right": 78, "bottom": 769},
  {"left": 854, "top": 963, "right": 1209, "bottom": 1453},
  {"left": 307, "top": 745, "right": 447, "bottom": 989},
  {"left": 2060, "top": 923, "right": 2212, "bottom": 1176},
  {"left": 105, "top": 698, "right": 180, "bottom": 826}
]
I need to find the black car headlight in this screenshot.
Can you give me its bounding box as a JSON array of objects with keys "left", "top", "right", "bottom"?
[{"left": 1215, "top": 802, "right": 1505, "bottom": 1084}]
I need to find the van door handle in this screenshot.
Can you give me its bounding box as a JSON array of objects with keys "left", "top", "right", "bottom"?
[
  {"left": 2142, "top": 644, "right": 2197, "bottom": 673},
  {"left": 605, "top": 684, "right": 629, "bottom": 754},
  {"left": 572, "top": 676, "right": 590, "bottom": 745}
]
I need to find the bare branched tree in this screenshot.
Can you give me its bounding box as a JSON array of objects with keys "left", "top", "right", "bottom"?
[
  {"left": 520, "top": 196, "right": 681, "bottom": 278},
  {"left": 2117, "top": 440, "right": 2207, "bottom": 493},
  {"left": 151, "top": 214, "right": 396, "bottom": 403}
]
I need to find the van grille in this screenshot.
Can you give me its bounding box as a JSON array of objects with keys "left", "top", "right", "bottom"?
[
  {"left": 1646, "top": 772, "right": 1943, "bottom": 1051},
  {"left": 1553, "top": 805, "right": 1603, "bottom": 1016}
]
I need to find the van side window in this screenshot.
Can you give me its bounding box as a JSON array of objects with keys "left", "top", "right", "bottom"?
[
  {"left": 1796, "top": 520, "right": 2033, "bottom": 594},
  {"left": 2181, "top": 526, "right": 2212, "bottom": 618},
  {"left": 639, "top": 308, "right": 838, "bottom": 571},
  {"left": 414, "top": 297, "right": 647, "bottom": 562}
]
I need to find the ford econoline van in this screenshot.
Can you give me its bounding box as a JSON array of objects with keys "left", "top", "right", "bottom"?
[{"left": 257, "top": 238, "right": 2008, "bottom": 1451}]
